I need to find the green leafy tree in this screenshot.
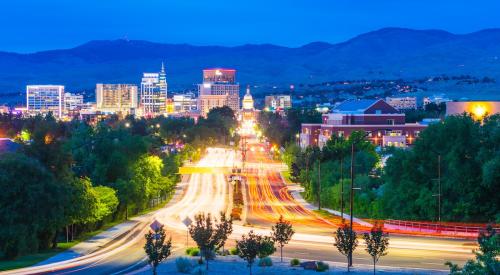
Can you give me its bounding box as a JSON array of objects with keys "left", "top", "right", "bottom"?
[
  {"left": 144, "top": 225, "right": 172, "bottom": 275},
  {"left": 271, "top": 215, "right": 295, "bottom": 262},
  {"left": 383, "top": 114, "right": 500, "bottom": 222},
  {"left": 188, "top": 213, "right": 227, "bottom": 270},
  {"left": 0, "top": 153, "right": 64, "bottom": 259},
  {"left": 92, "top": 186, "right": 119, "bottom": 222},
  {"left": 363, "top": 223, "right": 389, "bottom": 274},
  {"left": 258, "top": 236, "right": 276, "bottom": 258},
  {"left": 216, "top": 212, "right": 233, "bottom": 252},
  {"left": 334, "top": 223, "right": 358, "bottom": 272},
  {"left": 446, "top": 225, "right": 499, "bottom": 275},
  {"left": 237, "top": 230, "right": 261, "bottom": 275}
]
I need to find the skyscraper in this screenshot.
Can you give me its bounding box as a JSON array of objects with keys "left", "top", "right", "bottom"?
[
  {"left": 26, "top": 85, "right": 65, "bottom": 118},
  {"left": 140, "top": 63, "right": 168, "bottom": 117},
  {"left": 95, "top": 84, "right": 138, "bottom": 114},
  {"left": 198, "top": 68, "right": 240, "bottom": 117}
]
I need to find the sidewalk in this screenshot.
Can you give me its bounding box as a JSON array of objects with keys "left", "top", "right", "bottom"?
[
  {"left": 36, "top": 220, "right": 141, "bottom": 265},
  {"left": 282, "top": 173, "right": 372, "bottom": 227},
  {"left": 36, "top": 177, "right": 189, "bottom": 266}
]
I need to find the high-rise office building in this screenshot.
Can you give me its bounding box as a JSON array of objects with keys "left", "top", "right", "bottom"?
[
  {"left": 96, "top": 84, "right": 138, "bottom": 114},
  {"left": 140, "top": 63, "right": 168, "bottom": 116},
  {"left": 26, "top": 85, "right": 65, "bottom": 118},
  {"left": 198, "top": 68, "right": 239, "bottom": 117}
]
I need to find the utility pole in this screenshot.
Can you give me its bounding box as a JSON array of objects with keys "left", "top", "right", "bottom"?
[
  {"left": 348, "top": 142, "right": 354, "bottom": 268},
  {"left": 340, "top": 156, "right": 344, "bottom": 220},
  {"left": 438, "top": 154, "right": 441, "bottom": 223},
  {"left": 318, "top": 159, "right": 321, "bottom": 210},
  {"left": 432, "top": 154, "right": 442, "bottom": 223}
]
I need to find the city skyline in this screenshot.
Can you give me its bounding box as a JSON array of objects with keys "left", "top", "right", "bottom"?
[{"left": 1, "top": 0, "right": 499, "bottom": 53}]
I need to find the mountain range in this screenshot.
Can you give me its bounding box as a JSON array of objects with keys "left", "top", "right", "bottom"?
[{"left": 1, "top": 27, "right": 500, "bottom": 95}]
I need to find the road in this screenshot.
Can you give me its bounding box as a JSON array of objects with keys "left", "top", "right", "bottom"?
[
  {"left": 5, "top": 142, "right": 474, "bottom": 274},
  {"left": 240, "top": 135, "right": 474, "bottom": 270}
]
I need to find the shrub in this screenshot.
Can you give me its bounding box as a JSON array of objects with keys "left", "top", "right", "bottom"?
[
  {"left": 191, "top": 266, "right": 207, "bottom": 275},
  {"left": 258, "top": 236, "right": 276, "bottom": 258},
  {"left": 175, "top": 257, "right": 193, "bottom": 274},
  {"left": 229, "top": 247, "right": 239, "bottom": 255},
  {"left": 290, "top": 258, "right": 300, "bottom": 266},
  {"left": 258, "top": 256, "right": 273, "bottom": 267},
  {"left": 316, "top": 261, "right": 329, "bottom": 272},
  {"left": 186, "top": 247, "right": 200, "bottom": 256},
  {"left": 217, "top": 248, "right": 229, "bottom": 256}
]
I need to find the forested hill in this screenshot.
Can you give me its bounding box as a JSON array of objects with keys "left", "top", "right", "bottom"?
[{"left": 1, "top": 27, "right": 500, "bottom": 93}]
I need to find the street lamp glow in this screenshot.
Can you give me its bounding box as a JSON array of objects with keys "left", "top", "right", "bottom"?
[{"left": 472, "top": 104, "right": 487, "bottom": 119}]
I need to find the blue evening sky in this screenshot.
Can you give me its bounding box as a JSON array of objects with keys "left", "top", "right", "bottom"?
[{"left": 0, "top": 0, "right": 499, "bottom": 53}]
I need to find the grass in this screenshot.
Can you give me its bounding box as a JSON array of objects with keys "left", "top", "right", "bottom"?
[
  {"left": 281, "top": 170, "right": 292, "bottom": 184},
  {"left": 0, "top": 192, "right": 176, "bottom": 271},
  {"left": 0, "top": 249, "right": 64, "bottom": 271}
]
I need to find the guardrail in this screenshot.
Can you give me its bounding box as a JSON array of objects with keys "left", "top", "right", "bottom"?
[{"left": 384, "top": 219, "right": 500, "bottom": 237}]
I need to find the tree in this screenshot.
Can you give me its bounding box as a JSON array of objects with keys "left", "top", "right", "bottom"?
[
  {"left": 0, "top": 153, "right": 65, "bottom": 259},
  {"left": 271, "top": 215, "right": 295, "bottom": 262},
  {"left": 382, "top": 114, "right": 500, "bottom": 222},
  {"left": 188, "top": 213, "right": 226, "bottom": 270},
  {"left": 334, "top": 223, "right": 358, "bottom": 272},
  {"left": 258, "top": 236, "right": 276, "bottom": 258},
  {"left": 216, "top": 211, "right": 233, "bottom": 252},
  {"left": 237, "top": 230, "right": 261, "bottom": 275},
  {"left": 92, "top": 186, "right": 119, "bottom": 222},
  {"left": 446, "top": 225, "right": 499, "bottom": 275},
  {"left": 363, "top": 223, "right": 389, "bottom": 274},
  {"left": 144, "top": 225, "right": 172, "bottom": 275}
]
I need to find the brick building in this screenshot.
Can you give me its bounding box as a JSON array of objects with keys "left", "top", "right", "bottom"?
[{"left": 300, "top": 99, "right": 427, "bottom": 148}]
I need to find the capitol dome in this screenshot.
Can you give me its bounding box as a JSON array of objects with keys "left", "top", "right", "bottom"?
[{"left": 242, "top": 86, "right": 254, "bottom": 110}]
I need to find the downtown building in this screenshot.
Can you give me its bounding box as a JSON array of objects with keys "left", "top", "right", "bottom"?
[
  {"left": 172, "top": 92, "right": 198, "bottom": 113},
  {"left": 198, "top": 68, "right": 240, "bottom": 117},
  {"left": 385, "top": 96, "right": 417, "bottom": 111},
  {"left": 264, "top": 95, "right": 292, "bottom": 112},
  {"left": 64, "top": 92, "right": 84, "bottom": 111},
  {"left": 26, "top": 85, "right": 65, "bottom": 118},
  {"left": 96, "top": 84, "right": 138, "bottom": 115},
  {"left": 300, "top": 99, "right": 427, "bottom": 148},
  {"left": 140, "top": 63, "right": 168, "bottom": 117}
]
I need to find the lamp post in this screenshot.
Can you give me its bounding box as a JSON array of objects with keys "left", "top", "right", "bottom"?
[
  {"left": 317, "top": 156, "right": 321, "bottom": 210},
  {"left": 339, "top": 156, "right": 344, "bottom": 220},
  {"left": 431, "top": 154, "right": 442, "bottom": 223},
  {"left": 348, "top": 132, "right": 369, "bottom": 267}
]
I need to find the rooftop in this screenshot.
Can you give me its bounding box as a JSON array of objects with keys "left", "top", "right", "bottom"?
[{"left": 333, "top": 99, "right": 380, "bottom": 114}]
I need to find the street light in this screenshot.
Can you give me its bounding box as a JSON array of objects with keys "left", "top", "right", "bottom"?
[
  {"left": 348, "top": 131, "right": 370, "bottom": 267},
  {"left": 431, "top": 153, "right": 442, "bottom": 223}
]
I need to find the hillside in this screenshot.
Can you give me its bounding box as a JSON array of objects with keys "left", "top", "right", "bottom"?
[{"left": 0, "top": 27, "right": 499, "bottom": 96}]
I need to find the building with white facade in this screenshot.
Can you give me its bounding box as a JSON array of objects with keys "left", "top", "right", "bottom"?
[
  {"left": 26, "top": 85, "right": 65, "bottom": 118},
  {"left": 264, "top": 95, "right": 292, "bottom": 112},
  {"left": 140, "top": 63, "right": 167, "bottom": 117},
  {"left": 198, "top": 68, "right": 240, "bottom": 117},
  {"left": 173, "top": 93, "right": 197, "bottom": 113},
  {"left": 96, "top": 84, "right": 138, "bottom": 115},
  {"left": 64, "top": 92, "right": 84, "bottom": 111},
  {"left": 386, "top": 96, "right": 417, "bottom": 111}
]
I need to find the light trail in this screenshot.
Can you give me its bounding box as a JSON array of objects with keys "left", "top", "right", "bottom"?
[{"left": 4, "top": 144, "right": 475, "bottom": 274}]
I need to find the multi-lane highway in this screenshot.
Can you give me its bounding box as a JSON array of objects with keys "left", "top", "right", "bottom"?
[{"left": 5, "top": 140, "right": 474, "bottom": 274}]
